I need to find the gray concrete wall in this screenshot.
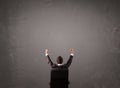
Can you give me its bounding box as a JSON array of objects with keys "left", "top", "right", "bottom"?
[{"left": 0, "top": 0, "right": 120, "bottom": 88}]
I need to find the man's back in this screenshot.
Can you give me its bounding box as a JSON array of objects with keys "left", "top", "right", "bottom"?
[
  {"left": 51, "top": 68, "right": 69, "bottom": 83},
  {"left": 50, "top": 68, "right": 69, "bottom": 88}
]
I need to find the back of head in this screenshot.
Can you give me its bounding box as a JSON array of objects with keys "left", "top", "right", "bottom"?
[{"left": 57, "top": 56, "right": 63, "bottom": 64}]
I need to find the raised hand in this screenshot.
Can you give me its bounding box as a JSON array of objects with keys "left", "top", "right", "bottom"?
[
  {"left": 70, "top": 48, "right": 74, "bottom": 54},
  {"left": 45, "top": 48, "right": 48, "bottom": 55}
]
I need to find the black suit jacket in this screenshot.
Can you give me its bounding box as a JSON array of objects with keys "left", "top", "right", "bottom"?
[{"left": 46, "top": 55, "right": 73, "bottom": 87}]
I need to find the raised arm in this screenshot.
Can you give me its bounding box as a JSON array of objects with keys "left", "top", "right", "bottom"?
[
  {"left": 66, "top": 48, "right": 74, "bottom": 67},
  {"left": 45, "top": 49, "right": 54, "bottom": 66}
]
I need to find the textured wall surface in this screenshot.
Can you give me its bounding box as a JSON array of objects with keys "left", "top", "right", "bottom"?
[{"left": 0, "top": 0, "right": 120, "bottom": 88}]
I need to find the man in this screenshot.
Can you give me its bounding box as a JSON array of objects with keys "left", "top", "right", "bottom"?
[
  {"left": 45, "top": 48, "right": 74, "bottom": 68},
  {"left": 45, "top": 48, "right": 74, "bottom": 88}
]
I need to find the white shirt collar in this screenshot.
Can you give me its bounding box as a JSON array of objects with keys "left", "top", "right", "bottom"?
[{"left": 57, "top": 64, "right": 63, "bottom": 66}]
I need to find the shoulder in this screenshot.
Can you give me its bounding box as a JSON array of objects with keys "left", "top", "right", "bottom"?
[
  {"left": 51, "top": 64, "right": 67, "bottom": 69},
  {"left": 51, "top": 64, "right": 57, "bottom": 68},
  {"left": 58, "top": 64, "right": 68, "bottom": 69}
]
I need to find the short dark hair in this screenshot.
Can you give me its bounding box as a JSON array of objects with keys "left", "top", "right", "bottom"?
[{"left": 57, "top": 56, "right": 63, "bottom": 64}]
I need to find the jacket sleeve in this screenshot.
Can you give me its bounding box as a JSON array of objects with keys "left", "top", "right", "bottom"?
[
  {"left": 65, "top": 55, "right": 73, "bottom": 68},
  {"left": 46, "top": 55, "right": 54, "bottom": 67}
]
